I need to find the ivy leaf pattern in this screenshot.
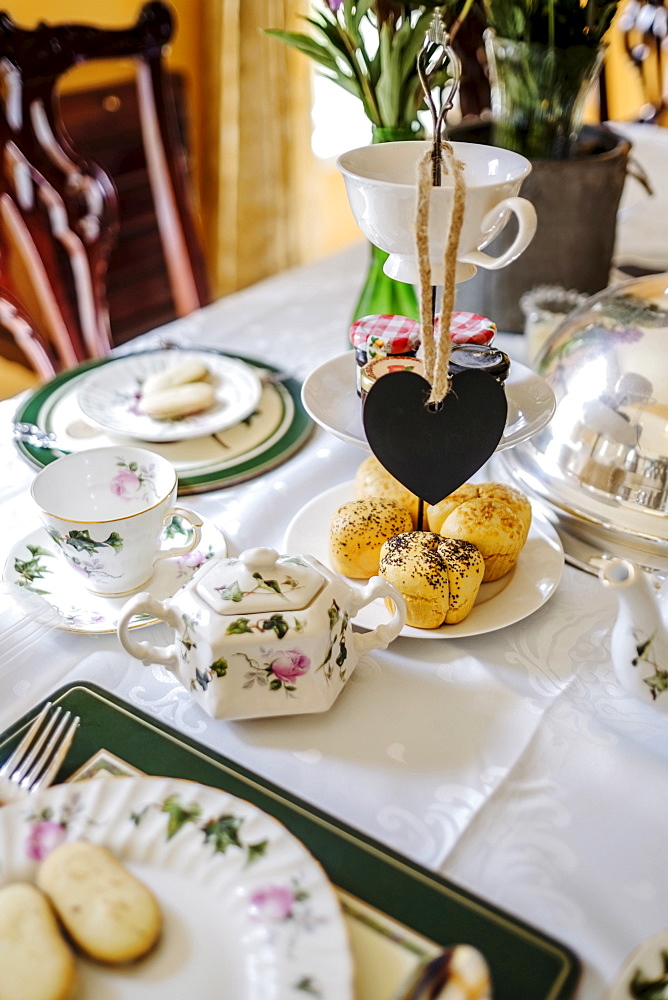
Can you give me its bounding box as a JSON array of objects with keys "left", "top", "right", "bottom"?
[
  {"left": 226, "top": 617, "right": 253, "bottom": 635},
  {"left": 13, "top": 545, "right": 53, "bottom": 594},
  {"left": 210, "top": 658, "right": 228, "bottom": 677},
  {"left": 201, "top": 814, "right": 243, "bottom": 853},
  {"left": 260, "top": 614, "right": 290, "bottom": 639},
  {"left": 630, "top": 950, "right": 668, "bottom": 999},
  {"left": 218, "top": 581, "right": 244, "bottom": 602},
  {"left": 318, "top": 601, "right": 350, "bottom": 682},
  {"left": 216, "top": 573, "right": 301, "bottom": 603},
  {"left": 161, "top": 795, "right": 202, "bottom": 839},
  {"left": 631, "top": 632, "right": 668, "bottom": 702},
  {"left": 63, "top": 529, "right": 123, "bottom": 554},
  {"left": 253, "top": 572, "right": 283, "bottom": 595},
  {"left": 163, "top": 517, "right": 188, "bottom": 539},
  {"left": 133, "top": 796, "right": 267, "bottom": 864}
]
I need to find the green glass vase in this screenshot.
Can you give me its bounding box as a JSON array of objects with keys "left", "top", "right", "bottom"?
[
  {"left": 350, "top": 125, "right": 421, "bottom": 326},
  {"left": 485, "top": 31, "right": 605, "bottom": 160}
]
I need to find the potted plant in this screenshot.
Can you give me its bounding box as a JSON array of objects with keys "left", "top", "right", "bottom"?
[{"left": 452, "top": 0, "right": 632, "bottom": 332}]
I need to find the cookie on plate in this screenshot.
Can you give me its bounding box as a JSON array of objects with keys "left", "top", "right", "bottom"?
[{"left": 37, "top": 840, "right": 162, "bottom": 965}]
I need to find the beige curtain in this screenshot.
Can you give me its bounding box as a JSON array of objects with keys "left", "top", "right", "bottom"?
[{"left": 200, "top": 0, "right": 312, "bottom": 297}]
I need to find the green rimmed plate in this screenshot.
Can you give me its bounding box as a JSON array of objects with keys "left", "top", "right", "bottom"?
[{"left": 13, "top": 350, "right": 313, "bottom": 494}]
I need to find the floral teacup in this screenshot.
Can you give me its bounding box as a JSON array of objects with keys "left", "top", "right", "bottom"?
[{"left": 30, "top": 447, "right": 202, "bottom": 596}]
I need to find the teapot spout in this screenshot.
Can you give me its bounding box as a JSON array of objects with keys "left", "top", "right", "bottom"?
[{"left": 600, "top": 558, "right": 668, "bottom": 707}]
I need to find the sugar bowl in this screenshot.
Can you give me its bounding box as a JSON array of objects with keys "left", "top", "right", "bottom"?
[{"left": 117, "top": 547, "right": 405, "bottom": 720}]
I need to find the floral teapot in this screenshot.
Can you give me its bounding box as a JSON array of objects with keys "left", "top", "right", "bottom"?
[
  {"left": 117, "top": 547, "right": 406, "bottom": 720},
  {"left": 599, "top": 558, "right": 668, "bottom": 709}
]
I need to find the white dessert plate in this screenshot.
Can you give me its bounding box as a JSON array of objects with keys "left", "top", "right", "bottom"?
[
  {"left": 283, "top": 482, "right": 564, "bottom": 639},
  {"left": 4, "top": 515, "right": 226, "bottom": 634},
  {"left": 77, "top": 350, "right": 263, "bottom": 442},
  {"left": 301, "top": 351, "right": 556, "bottom": 452},
  {"left": 0, "top": 775, "right": 353, "bottom": 1000},
  {"left": 606, "top": 927, "right": 668, "bottom": 1000}
]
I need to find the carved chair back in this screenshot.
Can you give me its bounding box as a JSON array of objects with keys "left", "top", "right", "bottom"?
[{"left": 0, "top": 1, "right": 208, "bottom": 377}]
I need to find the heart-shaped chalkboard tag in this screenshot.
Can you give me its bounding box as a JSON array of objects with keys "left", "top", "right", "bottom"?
[{"left": 362, "top": 369, "right": 508, "bottom": 505}]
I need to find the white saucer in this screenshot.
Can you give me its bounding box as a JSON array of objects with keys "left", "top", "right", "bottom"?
[
  {"left": 4, "top": 516, "right": 227, "bottom": 635},
  {"left": 77, "top": 350, "right": 262, "bottom": 442},
  {"left": 301, "top": 351, "right": 556, "bottom": 452},
  {"left": 283, "top": 482, "right": 564, "bottom": 639}
]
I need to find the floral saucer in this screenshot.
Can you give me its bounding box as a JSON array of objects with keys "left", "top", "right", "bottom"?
[{"left": 3, "top": 516, "right": 226, "bottom": 635}]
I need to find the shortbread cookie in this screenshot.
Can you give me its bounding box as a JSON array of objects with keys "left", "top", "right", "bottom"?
[
  {"left": 142, "top": 359, "right": 210, "bottom": 394},
  {"left": 37, "top": 841, "right": 162, "bottom": 965},
  {"left": 0, "top": 882, "right": 76, "bottom": 1000},
  {"left": 139, "top": 381, "right": 215, "bottom": 419}
]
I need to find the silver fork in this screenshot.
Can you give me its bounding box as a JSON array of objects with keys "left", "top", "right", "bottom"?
[{"left": 0, "top": 703, "right": 80, "bottom": 805}]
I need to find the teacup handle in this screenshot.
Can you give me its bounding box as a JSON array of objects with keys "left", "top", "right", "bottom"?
[
  {"left": 459, "top": 196, "right": 537, "bottom": 271},
  {"left": 156, "top": 506, "right": 203, "bottom": 565},
  {"left": 349, "top": 576, "right": 406, "bottom": 656},
  {"left": 117, "top": 593, "right": 180, "bottom": 670}
]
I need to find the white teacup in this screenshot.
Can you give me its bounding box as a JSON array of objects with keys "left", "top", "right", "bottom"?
[
  {"left": 31, "top": 446, "right": 203, "bottom": 596},
  {"left": 337, "top": 140, "right": 537, "bottom": 284}
]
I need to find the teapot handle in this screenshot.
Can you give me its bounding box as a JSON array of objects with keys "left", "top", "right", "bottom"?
[
  {"left": 117, "top": 593, "right": 180, "bottom": 670},
  {"left": 350, "top": 576, "right": 406, "bottom": 656}
]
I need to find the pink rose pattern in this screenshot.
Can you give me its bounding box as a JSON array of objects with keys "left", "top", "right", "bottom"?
[
  {"left": 25, "top": 818, "right": 67, "bottom": 860},
  {"left": 269, "top": 649, "right": 311, "bottom": 684},
  {"left": 110, "top": 458, "right": 158, "bottom": 504},
  {"left": 249, "top": 883, "right": 297, "bottom": 922},
  {"left": 23, "top": 797, "right": 83, "bottom": 860},
  {"left": 110, "top": 467, "right": 141, "bottom": 497}
]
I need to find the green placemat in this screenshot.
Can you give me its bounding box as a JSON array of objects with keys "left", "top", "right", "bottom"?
[
  {"left": 0, "top": 683, "right": 580, "bottom": 1000},
  {"left": 13, "top": 349, "right": 313, "bottom": 493}
]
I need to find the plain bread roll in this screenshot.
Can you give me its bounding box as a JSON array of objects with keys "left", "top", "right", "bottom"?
[{"left": 440, "top": 497, "right": 524, "bottom": 582}]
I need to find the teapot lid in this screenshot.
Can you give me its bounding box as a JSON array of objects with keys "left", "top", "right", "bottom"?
[{"left": 195, "top": 547, "right": 324, "bottom": 615}]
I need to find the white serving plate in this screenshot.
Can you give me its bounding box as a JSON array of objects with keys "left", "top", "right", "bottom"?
[
  {"left": 284, "top": 481, "right": 564, "bottom": 640},
  {"left": 78, "top": 350, "right": 262, "bottom": 442},
  {"left": 301, "top": 351, "right": 555, "bottom": 452},
  {"left": 0, "top": 775, "right": 353, "bottom": 999}
]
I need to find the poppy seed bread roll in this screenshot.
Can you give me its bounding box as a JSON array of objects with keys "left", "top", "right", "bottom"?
[
  {"left": 330, "top": 497, "right": 413, "bottom": 578},
  {"left": 379, "top": 531, "right": 484, "bottom": 628},
  {"left": 354, "top": 455, "right": 421, "bottom": 527}
]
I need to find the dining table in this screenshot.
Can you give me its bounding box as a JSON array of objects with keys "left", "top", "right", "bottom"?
[{"left": 1, "top": 121, "right": 667, "bottom": 1000}]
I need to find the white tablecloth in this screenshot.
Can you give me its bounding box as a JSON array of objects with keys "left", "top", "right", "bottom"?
[{"left": 2, "top": 127, "right": 668, "bottom": 1000}]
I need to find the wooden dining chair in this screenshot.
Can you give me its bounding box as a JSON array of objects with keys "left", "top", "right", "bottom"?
[{"left": 0, "top": 1, "right": 209, "bottom": 378}]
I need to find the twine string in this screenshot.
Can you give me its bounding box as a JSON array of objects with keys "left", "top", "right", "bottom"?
[{"left": 415, "top": 140, "right": 466, "bottom": 405}]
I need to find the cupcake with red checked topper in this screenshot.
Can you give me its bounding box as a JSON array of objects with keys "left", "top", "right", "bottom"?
[{"left": 349, "top": 314, "right": 420, "bottom": 396}]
